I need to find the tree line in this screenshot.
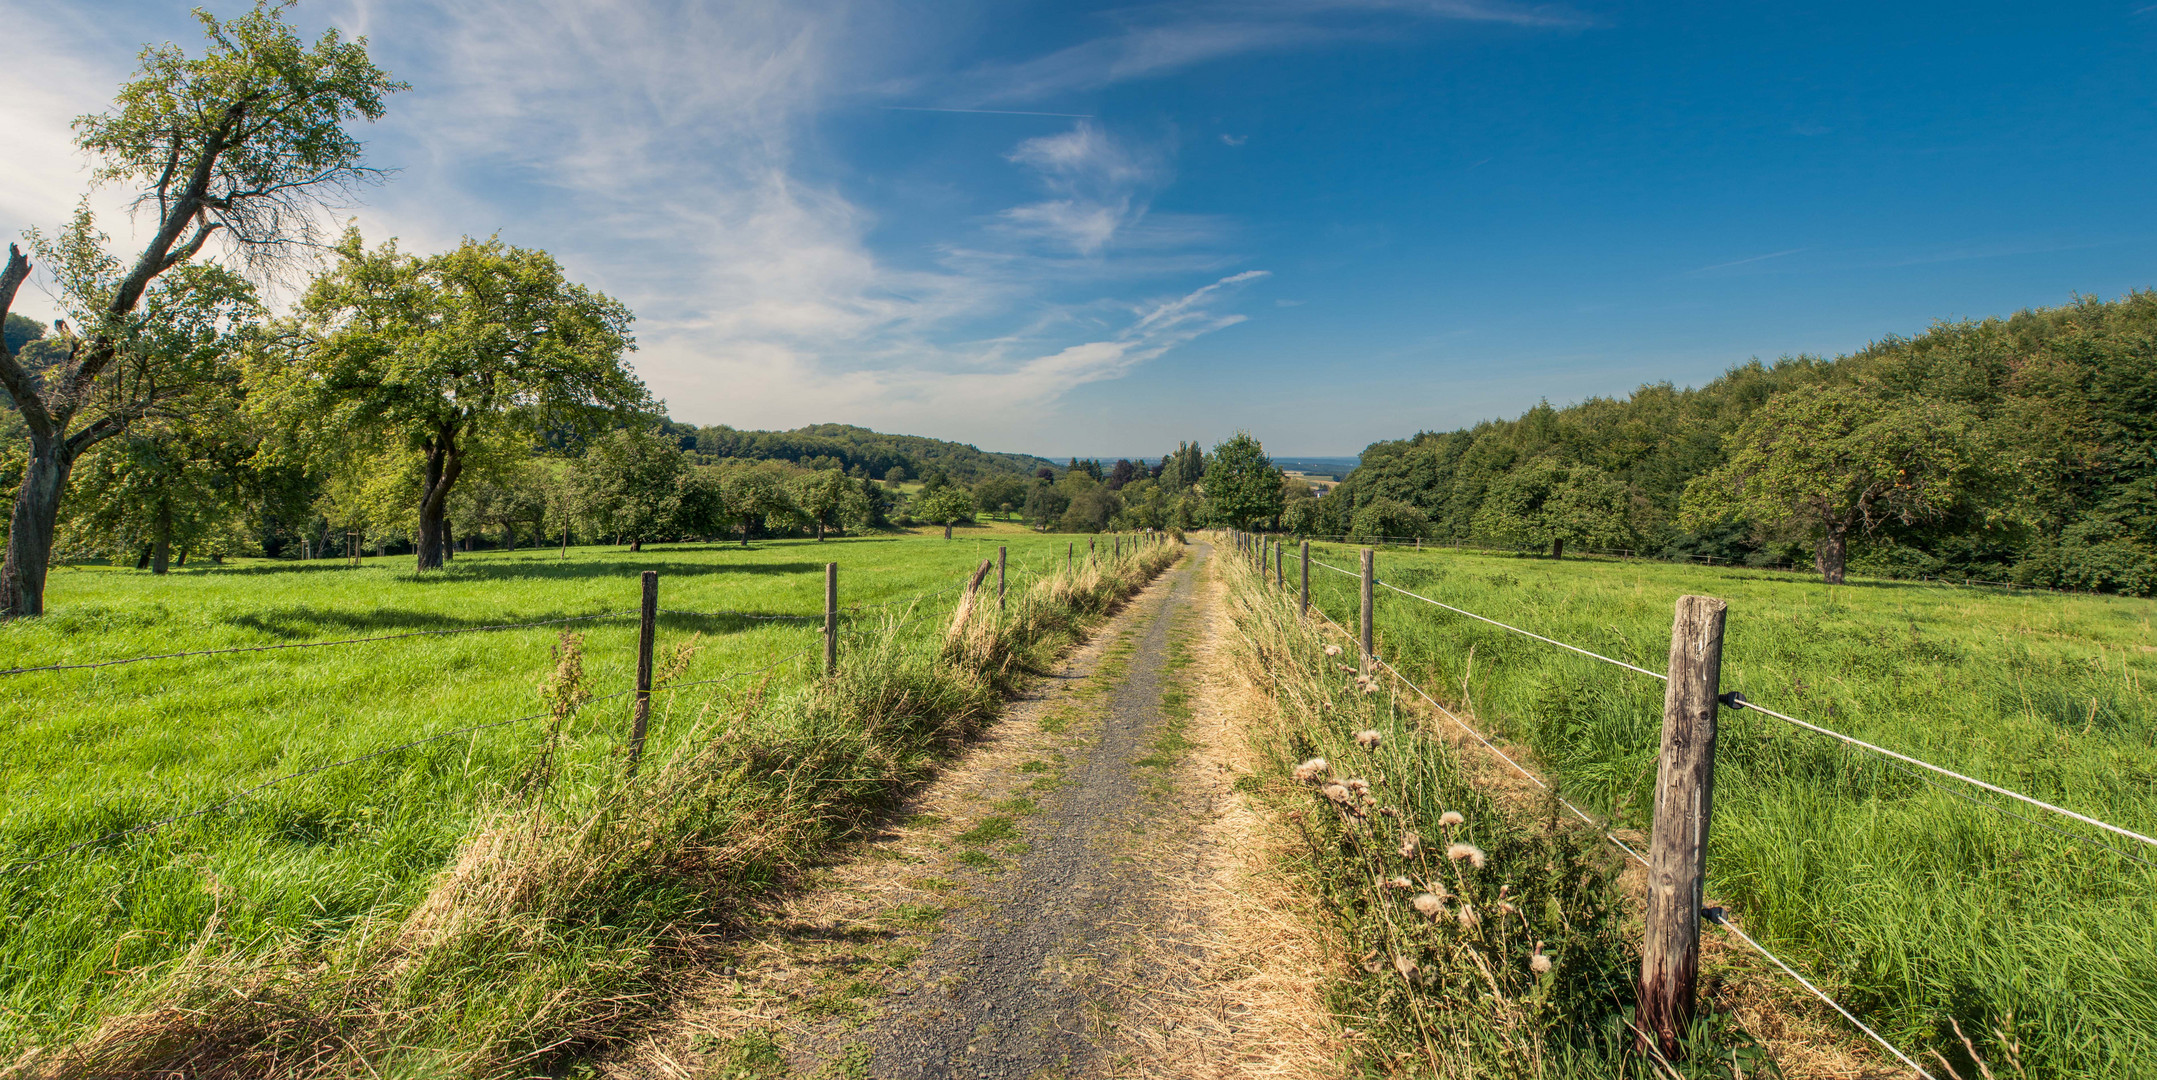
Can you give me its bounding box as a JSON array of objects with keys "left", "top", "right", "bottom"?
[{"left": 1301, "top": 291, "right": 2157, "bottom": 592}]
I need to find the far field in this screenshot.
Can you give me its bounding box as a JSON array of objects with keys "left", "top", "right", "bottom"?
[
  {"left": 1295, "top": 540, "right": 2157, "bottom": 1076},
  {"left": 0, "top": 532, "right": 1106, "bottom": 1053}
]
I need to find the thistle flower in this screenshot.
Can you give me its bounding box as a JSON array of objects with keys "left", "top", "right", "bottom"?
[
  {"left": 1384, "top": 875, "right": 1414, "bottom": 890},
  {"left": 1411, "top": 892, "right": 1447, "bottom": 919},
  {"left": 1377, "top": 806, "right": 1400, "bottom": 818},
  {"left": 1361, "top": 949, "right": 1384, "bottom": 974},
  {"left": 1293, "top": 757, "right": 1329, "bottom": 783},
  {"left": 1496, "top": 901, "right": 1518, "bottom": 916},
  {"left": 1397, "top": 831, "right": 1422, "bottom": 859},
  {"left": 1438, "top": 811, "right": 1465, "bottom": 828},
  {"left": 1446, "top": 843, "right": 1486, "bottom": 869},
  {"left": 1321, "top": 782, "right": 1352, "bottom": 805},
  {"left": 1393, "top": 954, "right": 1418, "bottom": 980},
  {"left": 1345, "top": 778, "right": 1371, "bottom": 797},
  {"left": 1456, "top": 903, "right": 1480, "bottom": 930},
  {"left": 1324, "top": 644, "right": 1343, "bottom": 657},
  {"left": 1530, "top": 942, "right": 1553, "bottom": 975},
  {"left": 1354, "top": 729, "right": 1383, "bottom": 749}
]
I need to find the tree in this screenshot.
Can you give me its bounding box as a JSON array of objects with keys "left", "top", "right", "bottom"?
[
  {"left": 972, "top": 474, "right": 1027, "bottom": 520},
  {"left": 0, "top": 2, "right": 402, "bottom": 614},
  {"left": 275, "top": 231, "right": 646, "bottom": 568},
  {"left": 1204, "top": 432, "right": 1284, "bottom": 529},
  {"left": 575, "top": 428, "right": 687, "bottom": 551},
  {"left": 1682, "top": 386, "right": 1985, "bottom": 583},
  {"left": 451, "top": 455, "right": 547, "bottom": 550},
  {"left": 793, "top": 468, "right": 865, "bottom": 539},
  {"left": 1023, "top": 479, "right": 1069, "bottom": 528},
  {"left": 1159, "top": 441, "right": 1206, "bottom": 489},
  {"left": 1347, "top": 497, "right": 1433, "bottom": 543},
  {"left": 1106, "top": 458, "right": 1137, "bottom": 490},
  {"left": 721, "top": 464, "right": 797, "bottom": 545},
  {"left": 1473, "top": 460, "right": 1636, "bottom": 558},
  {"left": 916, "top": 485, "right": 975, "bottom": 539}
]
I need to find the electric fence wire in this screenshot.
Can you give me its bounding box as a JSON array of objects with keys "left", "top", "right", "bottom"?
[
  {"left": 1705, "top": 909, "right": 1937, "bottom": 1080},
  {"left": 1308, "top": 549, "right": 2157, "bottom": 856},
  {"left": 1285, "top": 562, "right": 1934, "bottom": 1077},
  {"left": 0, "top": 609, "right": 641, "bottom": 677}
]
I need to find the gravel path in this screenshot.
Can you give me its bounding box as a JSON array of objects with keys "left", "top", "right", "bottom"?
[{"left": 850, "top": 544, "right": 1210, "bottom": 1079}]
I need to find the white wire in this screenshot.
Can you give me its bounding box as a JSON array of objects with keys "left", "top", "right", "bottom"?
[
  {"left": 1309, "top": 553, "right": 1670, "bottom": 680},
  {"left": 1316, "top": 549, "right": 2157, "bottom": 855},
  {"left": 1705, "top": 909, "right": 1936, "bottom": 1079},
  {"left": 1729, "top": 697, "right": 2157, "bottom": 853}
]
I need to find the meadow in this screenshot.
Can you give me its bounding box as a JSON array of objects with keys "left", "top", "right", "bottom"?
[
  {"left": 1293, "top": 540, "right": 2157, "bottom": 1077},
  {"left": 0, "top": 529, "right": 1127, "bottom": 1065}
]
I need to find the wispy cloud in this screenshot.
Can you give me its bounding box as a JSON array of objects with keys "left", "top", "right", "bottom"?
[
  {"left": 945, "top": 0, "right": 1585, "bottom": 104},
  {"left": 1685, "top": 247, "right": 1806, "bottom": 275}
]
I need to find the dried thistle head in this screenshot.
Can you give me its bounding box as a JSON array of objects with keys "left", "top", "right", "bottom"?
[
  {"left": 1345, "top": 778, "right": 1371, "bottom": 797},
  {"left": 1384, "top": 875, "right": 1414, "bottom": 890},
  {"left": 1446, "top": 843, "right": 1486, "bottom": 869},
  {"left": 1354, "top": 728, "right": 1383, "bottom": 748},
  {"left": 1456, "top": 903, "right": 1480, "bottom": 930},
  {"left": 1397, "top": 831, "right": 1422, "bottom": 859},
  {"left": 1293, "top": 757, "right": 1329, "bottom": 784},
  {"left": 1324, "top": 643, "right": 1343, "bottom": 657},
  {"left": 1393, "top": 954, "right": 1418, "bottom": 980},
  {"left": 1530, "top": 943, "right": 1553, "bottom": 974},
  {"left": 1438, "top": 810, "right": 1465, "bottom": 828},
  {"left": 1412, "top": 892, "right": 1447, "bottom": 919},
  {"left": 541, "top": 631, "right": 591, "bottom": 719}
]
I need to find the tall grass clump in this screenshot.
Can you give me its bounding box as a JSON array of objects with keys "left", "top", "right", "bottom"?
[
  {"left": 1298, "top": 540, "right": 2157, "bottom": 1078},
  {"left": 1218, "top": 548, "right": 1762, "bottom": 1079},
  {"left": 15, "top": 543, "right": 1181, "bottom": 1078}
]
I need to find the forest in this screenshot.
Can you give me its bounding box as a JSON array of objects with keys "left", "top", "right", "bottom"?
[{"left": 1307, "top": 290, "right": 2157, "bottom": 594}]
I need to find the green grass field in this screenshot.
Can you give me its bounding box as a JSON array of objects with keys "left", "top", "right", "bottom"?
[
  {"left": 0, "top": 532, "right": 1112, "bottom": 1057},
  {"left": 1291, "top": 540, "right": 2157, "bottom": 1077}
]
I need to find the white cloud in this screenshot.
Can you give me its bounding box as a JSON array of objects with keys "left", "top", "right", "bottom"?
[{"left": 1, "top": 0, "right": 1268, "bottom": 450}]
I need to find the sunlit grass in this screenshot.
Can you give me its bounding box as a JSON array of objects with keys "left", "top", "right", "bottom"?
[
  {"left": 0, "top": 533, "right": 1098, "bottom": 1053},
  {"left": 1294, "top": 540, "right": 2157, "bottom": 1077}
]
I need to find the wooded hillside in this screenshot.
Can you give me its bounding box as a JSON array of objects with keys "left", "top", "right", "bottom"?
[
  {"left": 686, "top": 422, "right": 1057, "bottom": 482},
  {"left": 1314, "top": 290, "right": 2157, "bottom": 593}
]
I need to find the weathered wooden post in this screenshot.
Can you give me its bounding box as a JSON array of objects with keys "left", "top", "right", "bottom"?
[
  {"left": 1359, "top": 548, "right": 1375, "bottom": 673},
  {"left": 1068, "top": 541, "right": 1074, "bottom": 571},
  {"left": 1636, "top": 595, "right": 1729, "bottom": 1061},
  {"left": 946, "top": 559, "right": 996, "bottom": 641},
  {"left": 629, "top": 570, "right": 659, "bottom": 769},
  {"left": 1299, "top": 540, "right": 1310, "bottom": 616},
  {"left": 1115, "top": 534, "right": 1121, "bottom": 559},
  {"left": 997, "top": 546, "right": 1007, "bottom": 611},
  {"left": 1089, "top": 537, "right": 1096, "bottom": 565},
  {"left": 823, "top": 562, "right": 839, "bottom": 675},
  {"left": 1276, "top": 541, "right": 1284, "bottom": 588}
]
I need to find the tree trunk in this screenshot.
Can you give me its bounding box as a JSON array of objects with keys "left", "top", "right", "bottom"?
[
  {"left": 443, "top": 519, "right": 455, "bottom": 561},
  {"left": 562, "top": 527, "right": 570, "bottom": 557},
  {"left": 630, "top": 537, "right": 643, "bottom": 552},
  {"left": 1815, "top": 526, "right": 1848, "bottom": 585},
  {"left": 176, "top": 548, "right": 187, "bottom": 567},
  {"left": 1551, "top": 537, "right": 1565, "bottom": 560},
  {"left": 152, "top": 502, "right": 173, "bottom": 575},
  {"left": 816, "top": 521, "right": 825, "bottom": 541},
  {"left": 944, "top": 522, "right": 953, "bottom": 540},
  {"left": 740, "top": 523, "right": 749, "bottom": 547},
  {"left": 1, "top": 432, "right": 69, "bottom": 617},
  {"left": 505, "top": 523, "right": 515, "bottom": 551},
  {"left": 414, "top": 433, "right": 464, "bottom": 570},
  {"left": 135, "top": 546, "right": 151, "bottom": 570}
]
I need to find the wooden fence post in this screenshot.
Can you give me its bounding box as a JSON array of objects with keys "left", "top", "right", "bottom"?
[
  {"left": 1637, "top": 595, "right": 1729, "bottom": 1061},
  {"left": 1089, "top": 537, "right": 1096, "bottom": 565},
  {"left": 1300, "top": 540, "right": 1310, "bottom": 616},
  {"left": 629, "top": 570, "right": 658, "bottom": 769},
  {"left": 823, "top": 562, "right": 838, "bottom": 675},
  {"left": 1359, "top": 548, "right": 1375, "bottom": 672},
  {"left": 1068, "top": 541, "right": 1074, "bottom": 571},
  {"left": 1275, "top": 541, "right": 1284, "bottom": 588},
  {"left": 947, "top": 559, "right": 995, "bottom": 640},
  {"left": 997, "top": 546, "right": 1007, "bottom": 611}
]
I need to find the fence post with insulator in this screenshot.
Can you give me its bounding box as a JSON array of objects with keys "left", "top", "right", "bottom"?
[
  {"left": 1359, "top": 547, "right": 1375, "bottom": 673},
  {"left": 628, "top": 570, "right": 658, "bottom": 770},
  {"left": 824, "top": 562, "right": 838, "bottom": 675},
  {"left": 1637, "top": 594, "right": 1728, "bottom": 1061}
]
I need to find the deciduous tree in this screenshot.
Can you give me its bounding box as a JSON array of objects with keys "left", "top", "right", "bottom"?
[
  {"left": 1203, "top": 432, "right": 1283, "bottom": 529},
  {"left": 0, "top": 2, "right": 401, "bottom": 613},
  {"left": 274, "top": 231, "right": 646, "bottom": 568}
]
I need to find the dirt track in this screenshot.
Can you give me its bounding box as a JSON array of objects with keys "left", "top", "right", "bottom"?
[{"left": 603, "top": 540, "right": 1339, "bottom": 1080}]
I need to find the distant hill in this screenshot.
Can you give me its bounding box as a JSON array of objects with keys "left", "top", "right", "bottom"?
[{"left": 683, "top": 422, "right": 1059, "bottom": 482}]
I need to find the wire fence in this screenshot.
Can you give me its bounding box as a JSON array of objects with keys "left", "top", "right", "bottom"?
[
  {"left": 1257, "top": 534, "right": 2157, "bottom": 1076},
  {"left": 2, "top": 542, "right": 1121, "bottom": 876}
]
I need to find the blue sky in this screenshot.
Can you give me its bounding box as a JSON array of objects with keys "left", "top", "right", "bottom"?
[{"left": 4, "top": 1, "right": 2154, "bottom": 457}]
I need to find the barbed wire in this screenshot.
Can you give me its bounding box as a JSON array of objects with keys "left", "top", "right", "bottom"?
[{"left": 0, "top": 610, "right": 640, "bottom": 677}]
